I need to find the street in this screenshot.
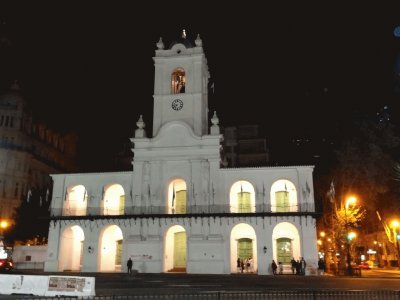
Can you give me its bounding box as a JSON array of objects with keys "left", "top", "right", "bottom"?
[{"left": 1, "top": 269, "right": 400, "bottom": 298}]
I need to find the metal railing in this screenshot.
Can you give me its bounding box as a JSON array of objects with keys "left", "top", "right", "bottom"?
[
  {"left": 51, "top": 203, "right": 316, "bottom": 218},
  {"left": 2, "top": 290, "right": 400, "bottom": 299}
]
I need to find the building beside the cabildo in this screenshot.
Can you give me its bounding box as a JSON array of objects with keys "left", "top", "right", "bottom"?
[{"left": 44, "top": 32, "right": 319, "bottom": 275}]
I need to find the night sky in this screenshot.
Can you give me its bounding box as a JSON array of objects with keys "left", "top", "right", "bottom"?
[{"left": 0, "top": 2, "right": 399, "bottom": 172}]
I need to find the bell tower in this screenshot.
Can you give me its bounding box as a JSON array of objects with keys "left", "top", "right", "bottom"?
[{"left": 152, "top": 31, "right": 210, "bottom": 137}]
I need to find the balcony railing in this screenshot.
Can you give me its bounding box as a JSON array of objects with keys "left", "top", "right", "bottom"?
[{"left": 51, "top": 203, "right": 316, "bottom": 218}]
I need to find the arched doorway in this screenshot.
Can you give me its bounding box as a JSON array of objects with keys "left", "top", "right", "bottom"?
[
  {"left": 164, "top": 225, "right": 186, "bottom": 272},
  {"left": 99, "top": 225, "right": 123, "bottom": 272},
  {"left": 272, "top": 222, "right": 301, "bottom": 269},
  {"left": 230, "top": 223, "right": 257, "bottom": 273},
  {"left": 168, "top": 179, "right": 187, "bottom": 214},
  {"left": 58, "top": 225, "right": 84, "bottom": 271}
]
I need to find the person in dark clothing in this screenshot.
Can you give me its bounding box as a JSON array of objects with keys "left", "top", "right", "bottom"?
[
  {"left": 237, "top": 257, "right": 241, "bottom": 273},
  {"left": 271, "top": 260, "right": 278, "bottom": 275},
  {"left": 296, "top": 260, "right": 301, "bottom": 275},
  {"left": 318, "top": 258, "right": 326, "bottom": 275},
  {"left": 127, "top": 257, "right": 133, "bottom": 274},
  {"left": 291, "top": 258, "right": 296, "bottom": 274}
]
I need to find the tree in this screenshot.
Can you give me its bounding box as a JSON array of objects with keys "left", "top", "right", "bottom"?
[{"left": 9, "top": 186, "right": 52, "bottom": 244}]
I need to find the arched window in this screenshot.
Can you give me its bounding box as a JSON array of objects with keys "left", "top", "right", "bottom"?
[
  {"left": 270, "top": 180, "right": 298, "bottom": 212},
  {"left": 171, "top": 68, "right": 186, "bottom": 94},
  {"left": 63, "top": 185, "right": 88, "bottom": 216},
  {"left": 102, "top": 184, "right": 125, "bottom": 215},
  {"left": 229, "top": 181, "right": 256, "bottom": 213}
]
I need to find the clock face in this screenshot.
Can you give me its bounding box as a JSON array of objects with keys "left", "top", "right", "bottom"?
[{"left": 171, "top": 99, "right": 183, "bottom": 111}]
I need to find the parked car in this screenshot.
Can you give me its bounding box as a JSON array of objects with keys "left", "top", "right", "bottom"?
[
  {"left": 358, "top": 262, "right": 371, "bottom": 270},
  {"left": 0, "top": 257, "right": 14, "bottom": 272}
]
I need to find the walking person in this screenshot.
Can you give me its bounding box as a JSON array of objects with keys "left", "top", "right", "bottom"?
[
  {"left": 237, "top": 257, "right": 241, "bottom": 273},
  {"left": 127, "top": 257, "right": 133, "bottom": 274},
  {"left": 278, "top": 262, "right": 283, "bottom": 275}
]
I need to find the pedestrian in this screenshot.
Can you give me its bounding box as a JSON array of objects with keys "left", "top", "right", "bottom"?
[
  {"left": 296, "top": 260, "right": 301, "bottom": 275},
  {"left": 237, "top": 257, "right": 241, "bottom": 273},
  {"left": 300, "top": 257, "right": 307, "bottom": 275},
  {"left": 318, "top": 258, "right": 325, "bottom": 276},
  {"left": 245, "top": 258, "right": 250, "bottom": 273},
  {"left": 278, "top": 262, "right": 283, "bottom": 274},
  {"left": 127, "top": 257, "right": 133, "bottom": 274},
  {"left": 271, "top": 260, "right": 277, "bottom": 275},
  {"left": 248, "top": 257, "right": 253, "bottom": 273},
  {"left": 291, "top": 258, "right": 296, "bottom": 274},
  {"left": 240, "top": 259, "right": 245, "bottom": 273}
]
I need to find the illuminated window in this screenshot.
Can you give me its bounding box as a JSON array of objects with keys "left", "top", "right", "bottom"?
[
  {"left": 171, "top": 68, "right": 186, "bottom": 94},
  {"left": 238, "top": 191, "right": 251, "bottom": 213},
  {"left": 275, "top": 191, "right": 289, "bottom": 212}
]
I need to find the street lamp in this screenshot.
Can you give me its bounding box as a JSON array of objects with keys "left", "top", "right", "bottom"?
[{"left": 390, "top": 220, "right": 400, "bottom": 269}]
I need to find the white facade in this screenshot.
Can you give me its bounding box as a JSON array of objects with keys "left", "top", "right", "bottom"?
[{"left": 44, "top": 33, "right": 318, "bottom": 275}]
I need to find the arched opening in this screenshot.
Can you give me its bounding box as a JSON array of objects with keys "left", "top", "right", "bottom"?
[
  {"left": 63, "top": 185, "right": 87, "bottom": 216},
  {"left": 102, "top": 184, "right": 125, "bottom": 215},
  {"left": 229, "top": 181, "right": 256, "bottom": 213},
  {"left": 171, "top": 68, "right": 186, "bottom": 94},
  {"left": 270, "top": 180, "right": 298, "bottom": 212},
  {"left": 58, "top": 225, "right": 84, "bottom": 271},
  {"left": 164, "top": 225, "right": 186, "bottom": 272},
  {"left": 168, "top": 179, "right": 187, "bottom": 214},
  {"left": 272, "top": 222, "right": 301, "bottom": 272},
  {"left": 230, "top": 223, "right": 257, "bottom": 273},
  {"left": 99, "top": 225, "right": 123, "bottom": 272}
]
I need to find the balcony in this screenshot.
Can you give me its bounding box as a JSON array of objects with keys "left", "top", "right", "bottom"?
[{"left": 49, "top": 202, "right": 317, "bottom": 219}]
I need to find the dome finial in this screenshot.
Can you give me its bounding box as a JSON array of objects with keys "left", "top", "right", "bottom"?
[
  {"left": 156, "top": 37, "right": 164, "bottom": 50},
  {"left": 210, "top": 111, "right": 220, "bottom": 135},
  {"left": 182, "top": 29, "right": 187, "bottom": 39},
  {"left": 135, "top": 115, "right": 146, "bottom": 138},
  {"left": 195, "top": 34, "right": 202, "bottom": 47}
]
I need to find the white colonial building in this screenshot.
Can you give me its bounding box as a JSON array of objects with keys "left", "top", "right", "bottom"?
[{"left": 44, "top": 32, "right": 318, "bottom": 275}]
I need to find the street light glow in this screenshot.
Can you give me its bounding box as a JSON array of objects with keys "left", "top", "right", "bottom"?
[
  {"left": 348, "top": 231, "right": 356, "bottom": 241},
  {"left": 391, "top": 220, "right": 399, "bottom": 228},
  {"left": 345, "top": 196, "right": 356, "bottom": 209},
  {"left": 0, "top": 221, "right": 8, "bottom": 229}
]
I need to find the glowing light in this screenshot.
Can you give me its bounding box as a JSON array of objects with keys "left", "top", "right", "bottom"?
[
  {"left": 320, "top": 231, "right": 325, "bottom": 237},
  {"left": 348, "top": 232, "right": 356, "bottom": 240},
  {"left": 345, "top": 196, "right": 356, "bottom": 209},
  {"left": 0, "top": 221, "right": 8, "bottom": 229}
]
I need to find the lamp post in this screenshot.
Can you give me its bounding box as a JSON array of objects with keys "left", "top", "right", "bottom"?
[
  {"left": 344, "top": 196, "right": 356, "bottom": 275},
  {"left": 390, "top": 220, "right": 400, "bottom": 269}
]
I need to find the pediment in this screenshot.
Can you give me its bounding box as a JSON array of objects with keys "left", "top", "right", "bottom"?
[{"left": 152, "top": 121, "right": 200, "bottom": 147}]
